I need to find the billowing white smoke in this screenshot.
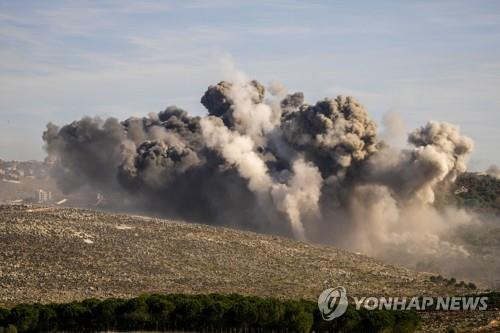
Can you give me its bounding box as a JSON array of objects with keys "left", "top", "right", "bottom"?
[
  {"left": 44, "top": 73, "right": 498, "bottom": 283},
  {"left": 200, "top": 79, "right": 322, "bottom": 240},
  {"left": 270, "top": 159, "right": 322, "bottom": 240},
  {"left": 345, "top": 184, "right": 474, "bottom": 264},
  {"left": 200, "top": 116, "right": 272, "bottom": 193}
]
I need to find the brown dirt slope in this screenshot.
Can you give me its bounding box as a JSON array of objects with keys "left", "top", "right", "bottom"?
[{"left": 0, "top": 205, "right": 475, "bottom": 306}]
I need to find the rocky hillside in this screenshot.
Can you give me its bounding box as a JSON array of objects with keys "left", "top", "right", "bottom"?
[
  {"left": 1, "top": 205, "right": 499, "bottom": 332},
  {"left": 0, "top": 205, "right": 474, "bottom": 306}
]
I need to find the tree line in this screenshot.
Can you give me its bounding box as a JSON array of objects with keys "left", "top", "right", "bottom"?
[{"left": 0, "top": 292, "right": 421, "bottom": 332}]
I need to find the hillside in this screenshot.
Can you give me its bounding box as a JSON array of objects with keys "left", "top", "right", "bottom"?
[
  {"left": 0, "top": 205, "right": 474, "bottom": 306},
  {"left": 433, "top": 173, "right": 500, "bottom": 289},
  {"left": 0, "top": 159, "right": 58, "bottom": 204},
  {"left": 451, "top": 172, "right": 500, "bottom": 216},
  {"left": 0, "top": 159, "right": 109, "bottom": 208}
]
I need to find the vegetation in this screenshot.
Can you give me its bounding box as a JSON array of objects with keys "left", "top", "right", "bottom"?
[
  {"left": 429, "top": 275, "right": 477, "bottom": 290},
  {"left": 473, "top": 291, "right": 500, "bottom": 308},
  {"left": 0, "top": 293, "right": 421, "bottom": 333},
  {"left": 438, "top": 172, "right": 500, "bottom": 216}
]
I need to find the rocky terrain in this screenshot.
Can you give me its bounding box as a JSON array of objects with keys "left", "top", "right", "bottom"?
[
  {"left": 0, "top": 205, "right": 498, "bottom": 332},
  {"left": 418, "top": 312, "right": 500, "bottom": 333},
  {"left": 0, "top": 205, "right": 474, "bottom": 304}
]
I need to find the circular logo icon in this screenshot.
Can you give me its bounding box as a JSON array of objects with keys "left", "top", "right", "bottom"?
[{"left": 318, "top": 286, "right": 348, "bottom": 321}]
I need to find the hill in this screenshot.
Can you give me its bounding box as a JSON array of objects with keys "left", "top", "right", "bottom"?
[
  {"left": 0, "top": 205, "right": 474, "bottom": 306},
  {"left": 451, "top": 172, "right": 500, "bottom": 216}
]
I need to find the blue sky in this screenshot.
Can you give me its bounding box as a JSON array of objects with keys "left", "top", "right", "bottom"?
[{"left": 0, "top": 0, "right": 499, "bottom": 170}]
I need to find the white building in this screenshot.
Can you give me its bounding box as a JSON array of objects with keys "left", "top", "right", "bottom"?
[{"left": 37, "top": 189, "right": 52, "bottom": 203}]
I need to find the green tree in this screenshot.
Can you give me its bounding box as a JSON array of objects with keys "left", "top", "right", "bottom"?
[
  {"left": 201, "top": 295, "right": 232, "bottom": 330},
  {"left": 284, "top": 300, "right": 313, "bottom": 333},
  {"left": 92, "top": 298, "right": 123, "bottom": 331},
  {"left": 170, "top": 295, "right": 203, "bottom": 330},
  {"left": 34, "top": 304, "right": 57, "bottom": 332},
  {"left": 146, "top": 294, "right": 175, "bottom": 330},
  {"left": 8, "top": 305, "right": 39, "bottom": 333},
  {"left": 393, "top": 310, "right": 421, "bottom": 333},
  {"left": 56, "top": 302, "right": 90, "bottom": 331},
  {"left": 0, "top": 308, "right": 10, "bottom": 327},
  {"left": 257, "top": 298, "right": 285, "bottom": 330},
  {"left": 117, "top": 297, "right": 151, "bottom": 330},
  {"left": 361, "top": 310, "right": 396, "bottom": 333}
]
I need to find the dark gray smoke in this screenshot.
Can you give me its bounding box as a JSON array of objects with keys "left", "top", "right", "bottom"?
[
  {"left": 280, "top": 96, "right": 378, "bottom": 179},
  {"left": 45, "top": 77, "right": 499, "bottom": 284}
]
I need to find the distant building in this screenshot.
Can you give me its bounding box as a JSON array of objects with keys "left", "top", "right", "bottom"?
[
  {"left": 95, "top": 193, "right": 104, "bottom": 206},
  {"left": 37, "top": 189, "right": 52, "bottom": 203},
  {"left": 4, "top": 172, "right": 20, "bottom": 182},
  {"left": 454, "top": 186, "right": 468, "bottom": 195}
]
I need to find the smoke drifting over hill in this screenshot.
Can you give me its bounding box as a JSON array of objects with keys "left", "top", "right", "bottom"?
[{"left": 44, "top": 74, "right": 496, "bottom": 281}]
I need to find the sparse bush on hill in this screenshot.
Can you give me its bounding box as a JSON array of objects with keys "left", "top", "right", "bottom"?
[
  {"left": 429, "top": 275, "right": 477, "bottom": 290},
  {"left": 0, "top": 293, "right": 422, "bottom": 333}
]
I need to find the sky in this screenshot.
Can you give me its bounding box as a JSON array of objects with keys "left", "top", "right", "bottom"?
[{"left": 0, "top": 0, "right": 499, "bottom": 170}]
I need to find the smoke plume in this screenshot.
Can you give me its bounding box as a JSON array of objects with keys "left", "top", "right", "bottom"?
[
  {"left": 44, "top": 77, "right": 498, "bottom": 283},
  {"left": 486, "top": 164, "right": 500, "bottom": 179}
]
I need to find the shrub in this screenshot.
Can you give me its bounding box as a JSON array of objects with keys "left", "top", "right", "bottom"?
[
  {"left": 0, "top": 293, "right": 422, "bottom": 332},
  {"left": 467, "top": 282, "right": 477, "bottom": 289},
  {"left": 8, "top": 305, "right": 38, "bottom": 333},
  {"left": 0, "top": 308, "right": 10, "bottom": 327}
]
